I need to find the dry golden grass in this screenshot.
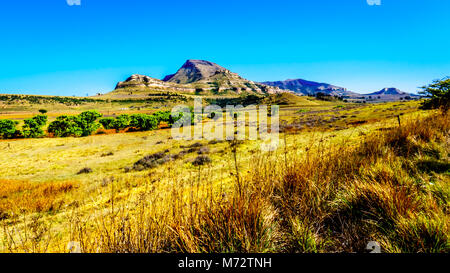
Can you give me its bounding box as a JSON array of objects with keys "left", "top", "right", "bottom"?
[
  {"left": 51, "top": 111, "right": 447, "bottom": 254},
  {"left": 0, "top": 101, "right": 448, "bottom": 253},
  {"left": 0, "top": 180, "right": 76, "bottom": 219}
]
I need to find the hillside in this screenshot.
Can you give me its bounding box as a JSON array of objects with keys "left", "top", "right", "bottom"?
[{"left": 111, "top": 60, "right": 287, "bottom": 97}]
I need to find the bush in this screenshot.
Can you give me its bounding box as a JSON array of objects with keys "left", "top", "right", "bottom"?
[
  {"left": 152, "top": 111, "right": 172, "bottom": 125},
  {"left": 77, "top": 167, "right": 93, "bottom": 175},
  {"left": 99, "top": 117, "right": 115, "bottom": 130},
  {"left": 0, "top": 119, "right": 19, "bottom": 139},
  {"left": 22, "top": 115, "right": 48, "bottom": 138},
  {"left": 192, "top": 155, "right": 212, "bottom": 166},
  {"left": 48, "top": 111, "right": 102, "bottom": 137},
  {"left": 48, "top": 115, "right": 82, "bottom": 137},
  {"left": 77, "top": 110, "right": 102, "bottom": 136},
  {"left": 129, "top": 114, "right": 158, "bottom": 131},
  {"left": 111, "top": 114, "right": 130, "bottom": 132},
  {"left": 132, "top": 152, "right": 167, "bottom": 171}
]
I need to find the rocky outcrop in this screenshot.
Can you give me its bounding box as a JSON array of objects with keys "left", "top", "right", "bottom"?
[
  {"left": 161, "top": 59, "right": 288, "bottom": 95},
  {"left": 115, "top": 74, "right": 195, "bottom": 92}
]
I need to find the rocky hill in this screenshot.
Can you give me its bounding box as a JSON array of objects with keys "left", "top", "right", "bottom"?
[
  {"left": 115, "top": 74, "right": 195, "bottom": 93},
  {"left": 113, "top": 60, "right": 287, "bottom": 96},
  {"left": 163, "top": 60, "right": 286, "bottom": 94},
  {"left": 367, "top": 87, "right": 408, "bottom": 96},
  {"left": 261, "top": 78, "right": 358, "bottom": 97},
  {"left": 363, "top": 87, "right": 420, "bottom": 101}
]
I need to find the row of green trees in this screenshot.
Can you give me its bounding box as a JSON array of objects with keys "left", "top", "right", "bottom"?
[
  {"left": 0, "top": 114, "right": 48, "bottom": 139},
  {"left": 0, "top": 110, "right": 191, "bottom": 139},
  {"left": 98, "top": 110, "right": 186, "bottom": 132}
]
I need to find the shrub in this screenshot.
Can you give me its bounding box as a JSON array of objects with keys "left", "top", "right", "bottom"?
[
  {"left": 111, "top": 114, "right": 130, "bottom": 132},
  {"left": 129, "top": 114, "right": 158, "bottom": 131},
  {"left": 48, "top": 111, "right": 102, "bottom": 137},
  {"left": 192, "top": 155, "right": 212, "bottom": 166},
  {"left": 99, "top": 117, "right": 115, "bottom": 129},
  {"left": 0, "top": 119, "right": 19, "bottom": 139},
  {"left": 77, "top": 167, "right": 93, "bottom": 175},
  {"left": 77, "top": 110, "right": 102, "bottom": 136},
  {"left": 132, "top": 152, "right": 167, "bottom": 171},
  {"left": 48, "top": 115, "right": 82, "bottom": 137},
  {"left": 22, "top": 115, "right": 47, "bottom": 138},
  {"left": 152, "top": 111, "right": 172, "bottom": 125}
]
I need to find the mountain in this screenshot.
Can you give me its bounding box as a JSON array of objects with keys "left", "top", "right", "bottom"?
[
  {"left": 364, "top": 88, "right": 419, "bottom": 101},
  {"left": 367, "top": 87, "right": 408, "bottom": 96},
  {"left": 111, "top": 61, "right": 414, "bottom": 101},
  {"left": 161, "top": 60, "right": 286, "bottom": 94},
  {"left": 163, "top": 60, "right": 229, "bottom": 84},
  {"left": 113, "top": 60, "right": 287, "bottom": 96},
  {"left": 261, "top": 78, "right": 358, "bottom": 97}
]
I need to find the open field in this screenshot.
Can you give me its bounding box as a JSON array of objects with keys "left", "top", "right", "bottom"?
[{"left": 0, "top": 98, "right": 448, "bottom": 253}]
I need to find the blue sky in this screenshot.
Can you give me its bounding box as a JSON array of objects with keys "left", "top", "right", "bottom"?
[{"left": 0, "top": 0, "right": 449, "bottom": 95}]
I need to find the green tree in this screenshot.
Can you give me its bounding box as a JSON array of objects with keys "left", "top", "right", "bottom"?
[
  {"left": 420, "top": 77, "right": 450, "bottom": 112},
  {"left": 48, "top": 110, "right": 102, "bottom": 137},
  {"left": 99, "top": 117, "right": 115, "bottom": 129},
  {"left": 77, "top": 110, "right": 102, "bottom": 136},
  {"left": 111, "top": 114, "right": 130, "bottom": 132},
  {"left": 38, "top": 109, "right": 48, "bottom": 114},
  {"left": 130, "top": 114, "right": 158, "bottom": 131},
  {"left": 22, "top": 114, "right": 48, "bottom": 138},
  {"left": 0, "top": 119, "right": 19, "bottom": 139},
  {"left": 48, "top": 115, "right": 83, "bottom": 137},
  {"left": 152, "top": 111, "right": 172, "bottom": 125}
]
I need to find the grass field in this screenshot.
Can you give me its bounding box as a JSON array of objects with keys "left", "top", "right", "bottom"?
[{"left": 0, "top": 96, "right": 448, "bottom": 253}]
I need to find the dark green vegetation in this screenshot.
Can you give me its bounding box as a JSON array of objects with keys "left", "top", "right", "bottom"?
[
  {"left": 99, "top": 110, "right": 188, "bottom": 132},
  {"left": 0, "top": 115, "right": 47, "bottom": 139},
  {"left": 0, "top": 107, "right": 193, "bottom": 139},
  {"left": 47, "top": 110, "right": 102, "bottom": 137},
  {"left": 0, "top": 119, "right": 19, "bottom": 139},
  {"left": 206, "top": 94, "right": 265, "bottom": 107},
  {"left": 0, "top": 94, "right": 102, "bottom": 105},
  {"left": 22, "top": 115, "right": 48, "bottom": 138},
  {"left": 0, "top": 93, "right": 188, "bottom": 106},
  {"left": 420, "top": 77, "right": 450, "bottom": 112}
]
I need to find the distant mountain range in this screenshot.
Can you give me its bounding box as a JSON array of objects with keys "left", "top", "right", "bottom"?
[
  {"left": 261, "top": 78, "right": 358, "bottom": 97},
  {"left": 113, "top": 59, "right": 419, "bottom": 101},
  {"left": 262, "top": 79, "right": 419, "bottom": 101}
]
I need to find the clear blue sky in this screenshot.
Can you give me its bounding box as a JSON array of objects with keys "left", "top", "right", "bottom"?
[{"left": 0, "top": 0, "right": 449, "bottom": 95}]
